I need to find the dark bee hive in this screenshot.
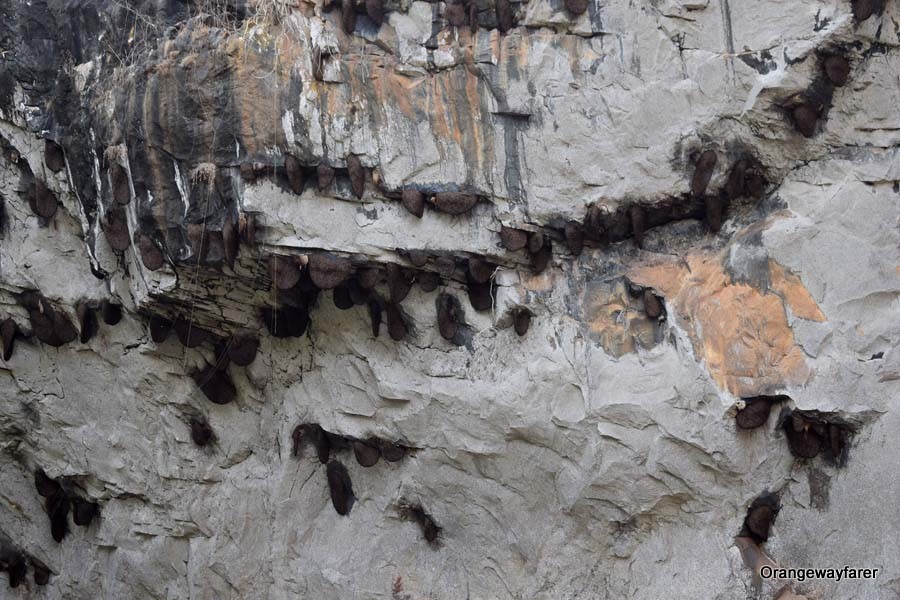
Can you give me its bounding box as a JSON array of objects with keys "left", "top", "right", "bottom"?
[
  {"left": 690, "top": 150, "right": 717, "bottom": 197},
  {"left": 432, "top": 192, "right": 477, "bottom": 215},
  {"left": 500, "top": 226, "right": 528, "bottom": 252},
  {"left": 326, "top": 460, "right": 355, "bottom": 516},
  {"left": 401, "top": 188, "right": 425, "bottom": 218},
  {"left": 741, "top": 492, "right": 780, "bottom": 543},
  {"left": 347, "top": 155, "right": 365, "bottom": 199}
]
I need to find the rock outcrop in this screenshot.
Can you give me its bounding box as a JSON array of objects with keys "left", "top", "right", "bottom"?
[{"left": 0, "top": 0, "right": 898, "bottom": 598}]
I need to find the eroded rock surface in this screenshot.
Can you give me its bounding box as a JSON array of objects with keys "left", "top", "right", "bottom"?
[{"left": 0, "top": 0, "right": 898, "bottom": 598}]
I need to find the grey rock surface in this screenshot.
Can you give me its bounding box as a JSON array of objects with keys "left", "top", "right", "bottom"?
[{"left": 0, "top": 0, "right": 898, "bottom": 598}]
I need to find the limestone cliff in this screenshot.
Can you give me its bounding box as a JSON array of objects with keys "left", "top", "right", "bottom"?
[{"left": 0, "top": 0, "right": 898, "bottom": 598}]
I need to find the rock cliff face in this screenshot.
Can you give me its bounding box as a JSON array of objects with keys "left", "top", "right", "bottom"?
[{"left": 0, "top": 0, "right": 898, "bottom": 598}]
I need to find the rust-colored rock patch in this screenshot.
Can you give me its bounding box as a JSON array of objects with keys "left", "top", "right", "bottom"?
[
  {"left": 583, "top": 281, "right": 658, "bottom": 357},
  {"left": 628, "top": 254, "right": 824, "bottom": 396}
]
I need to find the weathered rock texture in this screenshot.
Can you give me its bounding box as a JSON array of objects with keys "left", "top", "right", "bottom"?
[{"left": 0, "top": 0, "right": 898, "bottom": 598}]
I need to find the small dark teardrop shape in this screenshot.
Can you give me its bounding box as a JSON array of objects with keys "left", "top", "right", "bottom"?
[
  {"left": 564, "top": 221, "right": 584, "bottom": 256},
  {"left": 72, "top": 499, "right": 99, "bottom": 526},
  {"left": 435, "top": 256, "right": 456, "bottom": 276},
  {"left": 691, "top": 150, "right": 718, "bottom": 197},
  {"left": 495, "top": 0, "right": 513, "bottom": 32},
  {"left": 34, "top": 469, "right": 61, "bottom": 497},
  {"left": 190, "top": 417, "right": 214, "bottom": 447},
  {"left": 30, "top": 180, "right": 58, "bottom": 219},
  {"left": 6, "top": 553, "right": 26, "bottom": 587},
  {"left": 347, "top": 278, "right": 370, "bottom": 305},
  {"left": 103, "top": 206, "right": 130, "bottom": 251},
  {"left": 353, "top": 440, "right": 381, "bottom": 467},
  {"left": 499, "top": 226, "right": 528, "bottom": 251},
  {"left": 423, "top": 519, "right": 439, "bottom": 542},
  {"left": 446, "top": 3, "right": 466, "bottom": 26},
  {"left": 513, "top": 308, "right": 531, "bottom": 336},
  {"left": 357, "top": 267, "right": 379, "bottom": 290},
  {"left": 101, "top": 300, "right": 123, "bottom": 325},
  {"left": 468, "top": 257, "right": 495, "bottom": 284},
  {"left": 852, "top": 0, "right": 883, "bottom": 22},
  {"left": 193, "top": 366, "right": 236, "bottom": 405},
  {"left": 138, "top": 234, "right": 165, "bottom": 271},
  {"left": 746, "top": 504, "right": 775, "bottom": 541},
  {"left": 828, "top": 424, "right": 846, "bottom": 463},
  {"left": 318, "top": 165, "right": 336, "bottom": 190},
  {"left": 262, "top": 306, "right": 301, "bottom": 338},
  {"left": 823, "top": 55, "right": 850, "bottom": 87},
  {"left": 271, "top": 255, "right": 302, "bottom": 290},
  {"left": 368, "top": 298, "right": 383, "bottom": 337},
  {"left": 332, "top": 284, "right": 354, "bottom": 310},
  {"left": 437, "top": 293, "right": 461, "bottom": 341},
  {"left": 705, "top": 194, "right": 723, "bottom": 233},
  {"left": 381, "top": 441, "right": 407, "bottom": 462},
  {"left": 347, "top": 155, "right": 365, "bottom": 199},
  {"left": 149, "top": 314, "right": 173, "bottom": 343},
  {"left": 785, "top": 418, "right": 821, "bottom": 458},
  {"left": 314, "top": 428, "right": 331, "bottom": 464},
  {"left": 285, "top": 155, "right": 305, "bottom": 195},
  {"left": 366, "top": 0, "right": 384, "bottom": 25},
  {"left": 564, "top": 0, "right": 588, "bottom": 15},
  {"left": 45, "top": 139, "right": 65, "bottom": 172},
  {"left": 110, "top": 162, "right": 130, "bottom": 205},
  {"left": 308, "top": 253, "right": 353, "bottom": 289},
  {"left": 33, "top": 563, "right": 50, "bottom": 585},
  {"left": 387, "top": 264, "right": 414, "bottom": 303},
  {"left": 432, "top": 192, "right": 477, "bottom": 215},
  {"left": 1, "top": 318, "right": 17, "bottom": 360},
  {"left": 227, "top": 331, "right": 259, "bottom": 366},
  {"left": 527, "top": 231, "right": 544, "bottom": 255},
  {"left": 792, "top": 104, "right": 818, "bottom": 138},
  {"left": 467, "top": 276, "right": 494, "bottom": 312},
  {"left": 643, "top": 290, "right": 663, "bottom": 319},
  {"left": 174, "top": 316, "right": 209, "bottom": 348},
  {"left": 77, "top": 302, "right": 98, "bottom": 344},
  {"left": 529, "top": 241, "right": 551, "bottom": 274},
  {"left": 326, "top": 460, "right": 355, "bottom": 516},
  {"left": 222, "top": 215, "right": 241, "bottom": 270},
  {"left": 291, "top": 425, "right": 304, "bottom": 458},
  {"left": 342, "top": 0, "right": 357, "bottom": 33},
  {"left": 386, "top": 303, "right": 408, "bottom": 340},
  {"left": 407, "top": 250, "right": 429, "bottom": 268},
  {"left": 401, "top": 188, "right": 425, "bottom": 218},
  {"left": 418, "top": 272, "right": 440, "bottom": 292},
  {"left": 630, "top": 205, "right": 645, "bottom": 248},
  {"left": 53, "top": 307, "right": 78, "bottom": 346},
  {"left": 47, "top": 491, "right": 70, "bottom": 542},
  {"left": 725, "top": 160, "right": 747, "bottom": 200},
  {"left": 735, "top": 397, "right": 773, "bottom": 430}
]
